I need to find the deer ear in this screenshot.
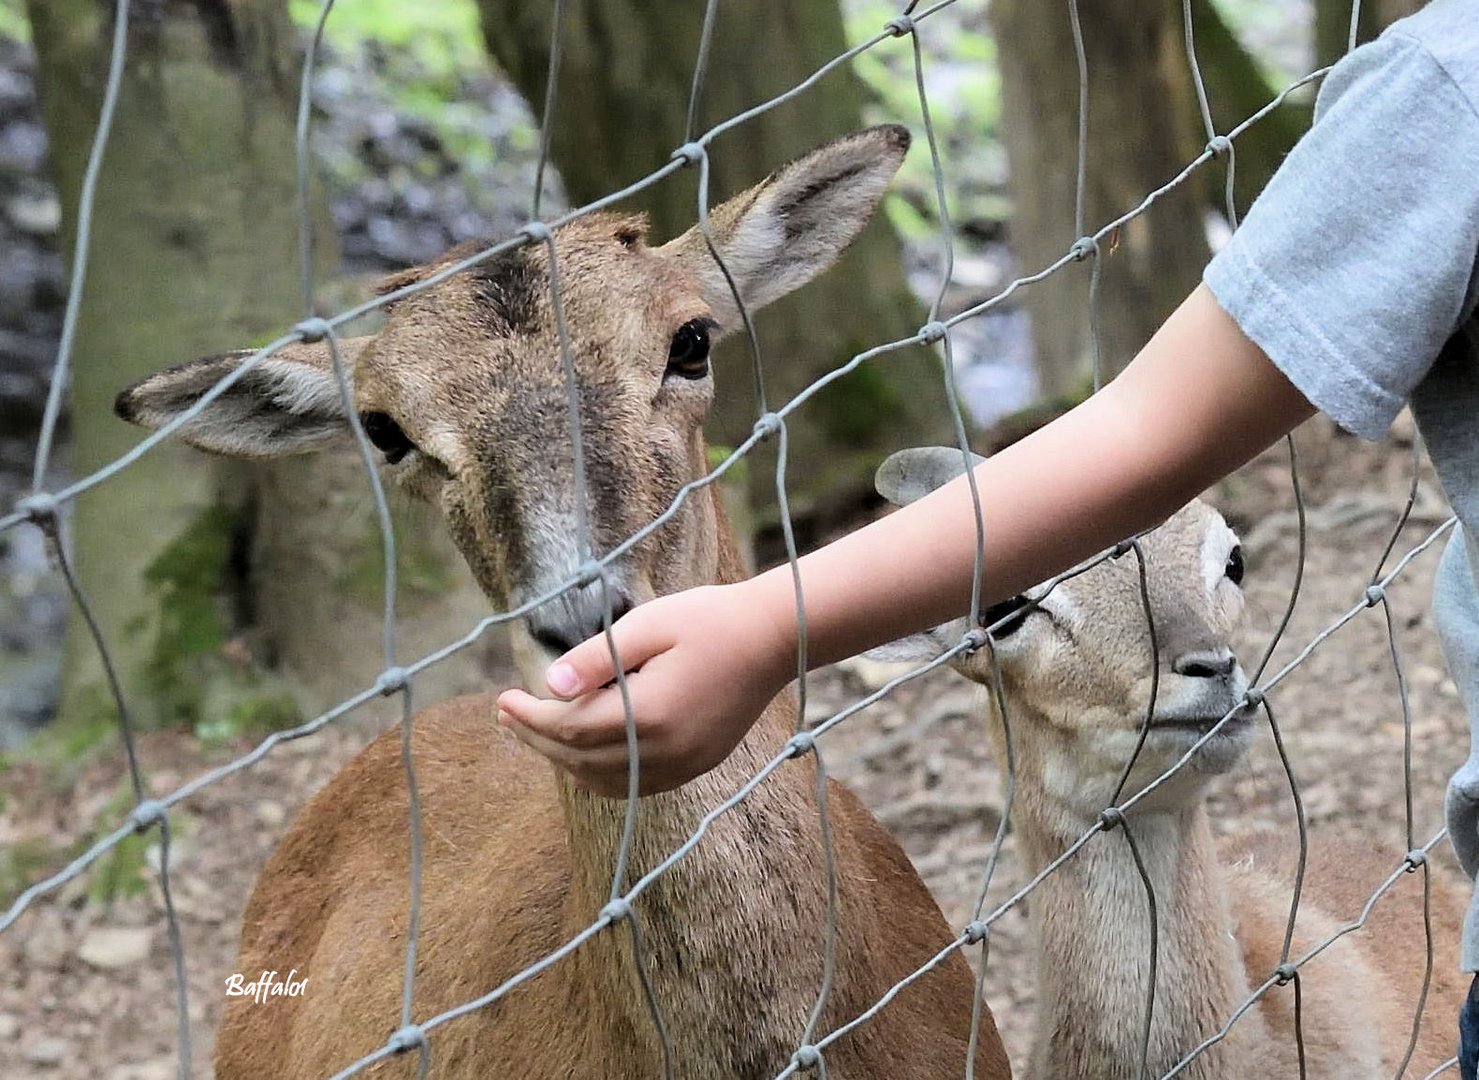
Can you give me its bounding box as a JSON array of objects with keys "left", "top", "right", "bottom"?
[
  {"left": 114, "top": 337, "right": 372, "bottom": 459},
  {"left": 658, "top": 125, "right": 910, "bottom": 329},
  {"left": 875, "top": 446, "right": 986, "bottom": 508}
]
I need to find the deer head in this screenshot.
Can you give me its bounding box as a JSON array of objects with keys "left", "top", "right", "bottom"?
[
  {"left": 115, "top": 126, "right": 910, "bottom": 687},
  {"left": 870, "top": 446, "right": 1256, "bottom": 814}
]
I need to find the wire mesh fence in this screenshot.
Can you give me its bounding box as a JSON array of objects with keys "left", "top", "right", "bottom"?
[{"left": 0, "top": 0, "right": 1466, "bottom": 1077}]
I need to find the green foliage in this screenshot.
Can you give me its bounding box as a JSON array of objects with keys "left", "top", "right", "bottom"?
[
  {"left": 289, "top": 0, "right": 484, "bottom": 78},
  {"left": 0, "top": 0, "right": 28, "bottom": 43}
]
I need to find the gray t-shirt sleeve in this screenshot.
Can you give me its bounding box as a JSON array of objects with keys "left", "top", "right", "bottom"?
[{"left": 1204, "top": 30, "right": 1479, "bottom": 440}]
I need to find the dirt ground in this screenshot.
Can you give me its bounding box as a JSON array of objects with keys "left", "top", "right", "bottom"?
[{"left": 0, "top": 414, "right": 1470, "bottom": 1079}]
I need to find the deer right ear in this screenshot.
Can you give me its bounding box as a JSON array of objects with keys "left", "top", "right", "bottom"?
[
  {"left": 659, "top": 125, "right": 910, "bottom": 329},
  {"left": 875, "top": 446, "right": 986, "bottom": 508},
  {"left": 114, "top": 337, "right": 372, "bottom": 459}
]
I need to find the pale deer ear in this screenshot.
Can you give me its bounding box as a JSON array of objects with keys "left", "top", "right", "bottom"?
[
  {"left": 114, "top": 337, "right": 373, "bottom": 458},
  {"left": 875, "top": 446, "right": 986, "bottom": 508},
  {"left": 658, "top": 125, "right": 910, "bottom": 328},
  {"left": 863, "top": 635, "right": 944, "bottom": 664}
]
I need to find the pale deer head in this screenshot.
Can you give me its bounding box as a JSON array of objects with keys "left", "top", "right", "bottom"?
[
  {"left": 870, "top": 446, "right": 1256, "bottom": 813},
  {"left": 116, "top": 126, "right": 910, "bottom": 686}
]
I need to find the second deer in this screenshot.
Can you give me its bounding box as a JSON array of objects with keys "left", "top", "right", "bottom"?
[{"left": 872, "top": 445, "right": 1464, "bottom": 1080}]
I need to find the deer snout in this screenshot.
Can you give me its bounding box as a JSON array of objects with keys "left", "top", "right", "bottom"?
[
  {"left": 526, "top": 587, "right": 636, "bottom": 657},
  {"left": 1171, "top": 648, "right": 1238, "bottom": 681}
]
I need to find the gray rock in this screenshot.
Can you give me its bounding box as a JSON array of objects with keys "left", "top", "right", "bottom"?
[
  {"left": 77, "top": 926, "right": 153, "bottom": 970},
  {"left": 23, "top": 1036, "right": 67, "bottom": 1067}
]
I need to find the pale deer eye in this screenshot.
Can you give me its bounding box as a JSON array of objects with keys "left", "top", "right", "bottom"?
[
  {"left": 359, "top": 411, "right": 415, "bottom": 465},
  {"left": 1225, "top": 545, "right": 1245, "bottom": 586},
  {"left": 978, "top": 594, "right": 1033, "bottom": 639},
  {"left": 666, "top": 318, "right": 714, "bottom": 380}
]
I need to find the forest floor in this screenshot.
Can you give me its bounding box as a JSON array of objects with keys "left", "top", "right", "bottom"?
[{"left": 0, "top": 413, "right": 1469, "bottom": 1079}]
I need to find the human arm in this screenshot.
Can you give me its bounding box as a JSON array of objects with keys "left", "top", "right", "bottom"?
[{"left": 496, "top": 283, "right": 1316, "bottom": 794}]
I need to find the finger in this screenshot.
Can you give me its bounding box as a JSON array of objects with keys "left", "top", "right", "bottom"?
[
  {"left": 500, "top": 687, "right": 633, "bottom": 750},
  {"left": 545, "top": 603, "right": 672, "bottom": 699},
  {"left": 503, "top": 719, "right": 647, "bottom": 798}
]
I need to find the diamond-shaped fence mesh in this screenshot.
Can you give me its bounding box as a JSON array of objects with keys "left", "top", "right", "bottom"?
[{"left": 0, "top": 0, "right": 1464, "bottom": 1077}]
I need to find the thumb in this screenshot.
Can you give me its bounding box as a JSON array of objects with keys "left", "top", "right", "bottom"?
[{"left": 544, "top": 601, "right": 669, "bottom": 699}]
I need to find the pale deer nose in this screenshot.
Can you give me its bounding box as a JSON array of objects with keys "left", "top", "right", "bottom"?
[
  {"left": 528, "top": 594, "right": 635, "bottom": 656},
  {"left": 1172, "top": 648, "right": 1238, "bottom": 680}
]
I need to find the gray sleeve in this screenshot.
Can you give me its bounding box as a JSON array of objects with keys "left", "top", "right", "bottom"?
[{"left": 1204, "top": 32, "right": 1479, "bottom": 440}]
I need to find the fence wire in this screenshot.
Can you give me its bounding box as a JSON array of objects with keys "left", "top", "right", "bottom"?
[{"left": 0, "top": 1, "right": 1465, "bottom": 1078}]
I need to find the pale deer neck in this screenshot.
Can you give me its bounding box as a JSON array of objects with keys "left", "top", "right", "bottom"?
[
  {"left": 1011, "top": 750, "right": 1265, "bottom": 1079},
  {"left": 553, "top": 479, "right": 826, "bottom": 1076}
]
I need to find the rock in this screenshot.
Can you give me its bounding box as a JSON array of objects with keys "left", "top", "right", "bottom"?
[
  {"left": 255, "top": 800, "right": 287, "bottom": 829},
  {"left": 5, "top": 191, "right": 60, "bottom": 236},
  {"left": 0, "top": 1011, "right": 19, "bottom": 1039},
  {"left": 77, "top": 926, "right": 152, "bottom": 970},
  {"left": 21, "top": 908, "right": 69, "bottom": 971},
  {"left": 108, "top": 1059, "right": 175, "bottom": 1080},
  {"left": 23, "top": 1036, "right": 68, "bottom": 1066}
]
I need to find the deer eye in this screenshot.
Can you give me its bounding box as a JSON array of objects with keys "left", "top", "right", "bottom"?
[
  {"left": 1225, "top": 545, "right": 1245, "bottom": 586},
  {"left": 978, "top": 594, "right": 1034, "bottom": 639},
  {"left": 666, "top": 318, "right": 714, "bottom": 380},
  {"left": 359, "top": 411, "right": 415, "bottom": 465}
]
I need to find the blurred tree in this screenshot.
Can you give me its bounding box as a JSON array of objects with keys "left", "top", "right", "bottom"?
[
  {"left": 1316, "top": 0, "right": 1423, "bottom": 66},
  {"left": 990, "top": 0, "right": 1320, "bottom": 399},
  {"left": 476, "top": 1, "right": 958, "bottom": 541},
  {"left": 991, "top": 0, "right": 1212, "bottom": 398},
  {"left": 27, "top": 0, "right": 487, "bottom": 748}
]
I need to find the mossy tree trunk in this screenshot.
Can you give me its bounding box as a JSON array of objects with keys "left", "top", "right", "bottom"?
[
  {"left": 990, "top": 0, "right": 1214, "bottom": 398},
  {"left": 28, "top": 0, "right": 487, "bottom": 746},
  {"left": 477, "top": 0, "right": 958, "bottom": 539}
]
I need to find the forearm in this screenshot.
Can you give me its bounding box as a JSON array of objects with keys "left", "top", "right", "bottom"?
[{"left": 749, "top": 284, "right": 1315, "bottom": 669}]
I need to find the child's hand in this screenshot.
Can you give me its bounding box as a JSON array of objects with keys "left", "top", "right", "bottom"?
[{"left": 496, "top": 581, "right": 796, "bottom": 796}]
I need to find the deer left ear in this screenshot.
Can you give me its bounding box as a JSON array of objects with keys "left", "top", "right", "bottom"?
[
  {"left": 875, "top": 446, "right": 987, "bottom": 508},
  {"left": 114, "top": 337, "right": 373, "bottom": 459},
  {"left": 658, "top": 125, "right": 910, "bottom": 330}
]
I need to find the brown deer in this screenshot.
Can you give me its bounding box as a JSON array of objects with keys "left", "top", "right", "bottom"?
[
  {"left": 872, "top": 446, "right": 1466, "bottom": 1079},
  {"left": 116, "top": 129, "right": 1011, "bottom": 1079}
]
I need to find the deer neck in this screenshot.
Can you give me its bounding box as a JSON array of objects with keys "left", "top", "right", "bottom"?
[
  {"left": 554, "top": 481, "right": 828, "bottom": 1078},
  {"left": 1010, "top": 730, "right": 1266, "bottom": 1079}
]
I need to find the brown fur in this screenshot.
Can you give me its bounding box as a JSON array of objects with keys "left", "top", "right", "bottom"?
[{"left": 117, "top": 130, "right": 1012, "bottom": 1078}]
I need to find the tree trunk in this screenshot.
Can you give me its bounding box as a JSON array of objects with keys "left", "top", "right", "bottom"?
[
  {"left": 28, "top": 1, "right": 488, "bottom": 747},
  {"left": 1188, "top": 0, "right": 1312, "bottom": 214},
  {"left": 990, "top": 0, "right": 1212, "bottom": 398},
  {"left": 1317, "top": 0, "right": 1422, "bottom": 66},
  {"left": 476, "top": 0, "right": 958, "bottom": 540}
]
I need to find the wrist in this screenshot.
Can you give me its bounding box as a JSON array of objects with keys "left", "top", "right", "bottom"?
[{"left": 731, "top": 571, "right": 802, "bottom": 689}]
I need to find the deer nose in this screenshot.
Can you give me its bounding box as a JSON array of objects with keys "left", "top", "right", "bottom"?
[
  {"left": 1172, "top": 648, "right": 1238, "bottom": 680},
  {"left": 527, "top": 593, "right": 635, "bottom": 657}
]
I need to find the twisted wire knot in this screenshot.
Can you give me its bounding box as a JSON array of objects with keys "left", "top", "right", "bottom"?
[
  {"left": 15, "top": 492, "right": 58, "bottom": 524},
  {"left": 293, "top": 317, "right": 332, "bottom": 343},
  {"left": 1274, "top": 962, "right": 1297, "bottom": 986},
  {"left": 388, "top": 1025, "right": 426, "bottom": 1053},
  {"left": 1206, "top": 135, "right": 1233, "bottom": 157},
  {"left": 601, "top": 898, "right": 632, "bottom": 923},
  {"left": 752, "top": 412, "right": 783, "bottom": 440},
  {"left": 885, "top": 15, "right": 915, "bottom": 37},
  {"left": 376, "top": 666, "right": 409, "bottom": 696},
  {"left": 792, "top": 1045, "right": 823, "bottom": 1070},
  {"left": 1099, "top": 807, "right": 1125, "bottom": 831},
  {"left": 964, "top": 920, "right": 989, "bottom": 945},
  {"left": 670, "top": 142, "right": 705, "bottom": 167},
  {"left": 1364, "top": 584, "right": 1387, "bottom": 607},
  {"left": 917, "top": 320, "right": 948, "bottom": 344},
  {"left": 786, "top": 731, "right": 816, "bottom": 759},
  {"left": 1405, "top": 849, "right": 1428, "bottom": 871},
  {"left": 130, "top": 798, "right": 167, "bottom": 833},
  {"left": 520, "top": 221, "right": 553, "bottom": 245},
  {"left": 1070, "top": 236, "right": 1099, "bottom": 262}
]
